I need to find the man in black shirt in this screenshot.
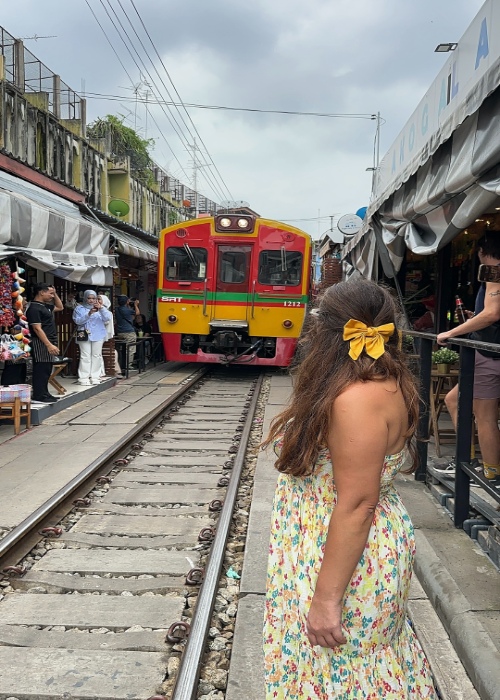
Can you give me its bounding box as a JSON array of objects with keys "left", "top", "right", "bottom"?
[{"left": 26, "top": 283, "right": 64, "bottom": 403}]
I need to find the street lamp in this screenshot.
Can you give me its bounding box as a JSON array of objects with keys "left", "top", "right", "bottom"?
[{"left": 434, "top": 43, "right": 457, "bottom": 52}]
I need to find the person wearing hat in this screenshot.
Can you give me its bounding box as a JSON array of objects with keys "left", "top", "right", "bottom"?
[
  {"left": 115, "top": 295, "right": 140, "bottom": 368},
  {"left": 413, "top": 296, "right": 435, "bottom": 332}
]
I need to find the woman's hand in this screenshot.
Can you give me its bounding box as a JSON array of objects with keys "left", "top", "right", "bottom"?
[{"left": 306, "top": 595, "right": 346, "bottom": 649}]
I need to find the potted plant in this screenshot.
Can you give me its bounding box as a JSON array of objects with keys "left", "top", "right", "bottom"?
[{"left": 432, "top": 347, "right": 459, "bottom": 374}]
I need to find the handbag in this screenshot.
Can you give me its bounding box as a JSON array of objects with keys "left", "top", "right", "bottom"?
[{"left": 76, "top": 328, "right": 89, "bottom": 342}]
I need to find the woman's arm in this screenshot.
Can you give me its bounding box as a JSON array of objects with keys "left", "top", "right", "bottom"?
[
  {"left": 72, "top": 305, "right": 91, "bottom": 325},
  {"left": 437, "top": 281, "right": 500, "bottom": 344},
  {"left": 98, "top": 307, "right": 112, "bottom": 323},
  {"left": 306, "top": 383, "right": 389, "bottom": 649}
]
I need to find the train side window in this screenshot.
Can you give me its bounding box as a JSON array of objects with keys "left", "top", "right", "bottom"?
[
  {"left": 258, "top": 250, "right": 302, "bottom": 286},
  {"left": 166, "top": 246, "right": 207, "bottom": 281}
]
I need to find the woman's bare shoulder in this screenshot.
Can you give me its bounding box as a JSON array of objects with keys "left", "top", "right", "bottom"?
[{"left": 335, "top": 379, "right": 398, "bottom": 408}]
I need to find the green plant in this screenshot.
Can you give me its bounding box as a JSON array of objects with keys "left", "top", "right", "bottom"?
[
  {"left": 87, "top": 114, "right": 155, "bottom": 187},
  {"left": 432, "top": 348, "right": 459, "bottom": 365}
]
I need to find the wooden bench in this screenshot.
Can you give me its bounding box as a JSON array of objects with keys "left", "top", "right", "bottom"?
[{"left": 0, "top": 396, "right": 31, "bottom": 435}]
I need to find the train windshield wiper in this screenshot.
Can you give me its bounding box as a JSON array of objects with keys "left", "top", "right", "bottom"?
[
  {"left": 184, "top": 243, "right": 198, "bottom": 269},
  {"left": 280, "top": 246, "right": 287, "bottom": 272}
]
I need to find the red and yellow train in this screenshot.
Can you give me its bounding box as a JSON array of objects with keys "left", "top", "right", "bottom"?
[{"left": 156, "top": 213, "right": 312, "bottom": 366}]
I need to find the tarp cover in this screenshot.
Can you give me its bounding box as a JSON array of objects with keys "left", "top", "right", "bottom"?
[
  {"left": 0, "top": 171, "right": 117, "bottom": 284},
  {"left": 344, "top": 68, "right": 500, "bottom": 278},
  {"left": 111, "top": 229, "right": 158, "bottom": 263}
]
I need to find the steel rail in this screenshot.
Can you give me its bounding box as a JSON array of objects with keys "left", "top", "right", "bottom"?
[
  {"left": 171, "top": 373, "right": 264, "bottom": 700},
  {"left": 0, "top": 367, "right": 207, "bottom": 566}
]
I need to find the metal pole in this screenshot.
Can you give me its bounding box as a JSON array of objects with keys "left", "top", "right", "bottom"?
[
  {"left": 454, "top": 346, "right": 474, "bottom": 527},
  {"left": 415, "top": 336, "right": 432, "bottom": 481}
]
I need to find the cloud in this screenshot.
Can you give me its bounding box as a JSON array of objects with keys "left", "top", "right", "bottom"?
[{"left": 0, "top": 0, "right": 486, "bottom": 237}]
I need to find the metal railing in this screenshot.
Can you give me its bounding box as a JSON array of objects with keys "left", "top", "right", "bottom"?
[{"left": 406, "top": 330, "right": 500, "bottom": 528}]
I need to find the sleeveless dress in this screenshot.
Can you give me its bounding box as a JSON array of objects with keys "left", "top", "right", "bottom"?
[{"left": 264, "top": 443, "right": 438, "bottom": 699}]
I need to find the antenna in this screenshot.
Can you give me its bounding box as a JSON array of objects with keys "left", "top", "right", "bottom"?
[{"left": 20, "top": 34, "right": 57, "bottom": 41}]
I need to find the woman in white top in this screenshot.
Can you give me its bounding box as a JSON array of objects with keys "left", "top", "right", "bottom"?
[
  {"left": 97, "top": 293, "right": 123, "bottom": 378},
  {"left": 73, "top": 290, "right": 112, "bottom": 385}
]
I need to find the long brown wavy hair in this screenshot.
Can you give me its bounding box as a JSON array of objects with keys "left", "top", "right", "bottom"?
[{"left": 263, "top": 279, "right": 420, "bottom": 476}]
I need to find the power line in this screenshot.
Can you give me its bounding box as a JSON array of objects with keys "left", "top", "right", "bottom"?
[
  {"left": 100, "top": 0, "right": 232, "bottom": 198},
  {"left": 83, "top": 0, "right": 192, "bottom": 186},
  {"left": 96, "top": 0, "right": 198, "bottom": 189},
  {"left": 82, "top": 90, "right": 377, "bottom": 119},
  {"left": 125, "top": 0, "right": 234, "bottom": 201}
]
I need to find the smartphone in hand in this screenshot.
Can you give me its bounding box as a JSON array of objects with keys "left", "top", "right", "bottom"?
[{"left": 478, "top": 264, "right": 500, "bottom": 283}]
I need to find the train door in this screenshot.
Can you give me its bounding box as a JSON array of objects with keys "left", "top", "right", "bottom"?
[{"left": 213, "top": 245, "right": 252, "bottom": 321}]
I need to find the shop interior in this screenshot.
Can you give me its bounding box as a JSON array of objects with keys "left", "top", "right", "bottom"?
[{"left": 393, "top": 210, "right": 500, "bottom": 333}]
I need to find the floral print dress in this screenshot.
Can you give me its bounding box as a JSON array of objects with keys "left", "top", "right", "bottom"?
[{"left": 264, "top": 444, "right": 438, "bottom": 699}]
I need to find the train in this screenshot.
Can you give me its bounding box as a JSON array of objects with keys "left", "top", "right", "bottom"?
[{"left": 156, "top": 213, "right": 312, "bottom": 366}]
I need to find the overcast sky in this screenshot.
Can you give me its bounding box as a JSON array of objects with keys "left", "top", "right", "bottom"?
[{"left": 2, "top": 0, "right": 486, "bottom": 238}]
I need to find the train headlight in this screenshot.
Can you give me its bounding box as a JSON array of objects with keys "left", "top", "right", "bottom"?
[
  {"left": 168, "top": 314, "right": 178, "bottom": 323},
  {"left": 219, "top": 217, "right": 232, "bottom": 228},
  {"left": 237, "top": 218, "right": 249, "bottom": 229},
  {"left": 282, "top": 319, "right": 293, "bottom": 329}
]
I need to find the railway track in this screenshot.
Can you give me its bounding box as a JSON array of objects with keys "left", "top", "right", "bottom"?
[{"left": 0, "top": 368, "right": 265, "bottom": 700}]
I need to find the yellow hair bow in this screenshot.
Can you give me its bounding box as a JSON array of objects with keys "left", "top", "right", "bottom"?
[{"left": 343, "top": 319, "right": 395, "bottom": 361}]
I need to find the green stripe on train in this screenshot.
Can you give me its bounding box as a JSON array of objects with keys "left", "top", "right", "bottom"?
[{"left": 157, "top": 290, "right": 309, "bottom": 303}]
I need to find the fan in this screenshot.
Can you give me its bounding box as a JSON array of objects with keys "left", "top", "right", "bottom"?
[{"left": 108, "top": 199, "right": 130, "bottom": 217}]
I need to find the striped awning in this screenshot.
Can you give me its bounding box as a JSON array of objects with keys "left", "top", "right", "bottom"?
[
  {"left": 0, "top": 171, "right": 117, "bottom": 284},
  {"left": 346, "top": 58, "right": 500, "bottom": 277},
  {"left": 110, "top": 229, "right": 158, "bottom": 263}
]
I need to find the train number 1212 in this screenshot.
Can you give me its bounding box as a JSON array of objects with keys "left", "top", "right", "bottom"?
[{"left": 283, "top": 301, "right": 302, "bottom": 307}]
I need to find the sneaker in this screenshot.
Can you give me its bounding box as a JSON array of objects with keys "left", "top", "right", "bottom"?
[
  {"left": 77, "top": 379, "right": 91, "bottom": 386},
  {"left": 483, "top": 465, "right": 500, "bottom": 480},
  {"left": 433, "top": 460, "right": 456, "bottom": 474}
]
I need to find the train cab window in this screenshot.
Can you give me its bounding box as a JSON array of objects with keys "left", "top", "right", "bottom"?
[
  {"left": 166, "top": 246, "right": 207, "bottom": 281},
  {"left": 218, "top": 250, "right": 248, "bottom": 284},
  {"left": 258, "top": 250, "right": 302, "bottom": 286}
]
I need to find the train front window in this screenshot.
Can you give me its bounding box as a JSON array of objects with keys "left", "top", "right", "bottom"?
[
  {"left": 218, "top": 250, "right": 248, "bottom": 284},
  {"left": 166, "top": 246, "right": 207, "bottom": 281},
  {"left": 258, "top": 250, "right": 302, "bottom": 285}
]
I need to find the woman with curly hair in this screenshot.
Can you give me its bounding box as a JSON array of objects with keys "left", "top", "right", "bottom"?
[{"left": 263, "top": 278, "right": 437, "bottom": 699}]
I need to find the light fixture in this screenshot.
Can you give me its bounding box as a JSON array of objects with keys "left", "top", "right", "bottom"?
[
  {"left": 435, "top": 43, "right": 457, "bottom": 52},
  {"left": 495, "top": 207, "right": 500, "bottom": 211},
  {"left": 282, "top": 319, "right": 293, "bottom": 329},
  {"left": 219, "top": 217, "right": 232, "bottom": 228},
  {"left": 237, "top": 218, "right": 249, "bottom": 228}
]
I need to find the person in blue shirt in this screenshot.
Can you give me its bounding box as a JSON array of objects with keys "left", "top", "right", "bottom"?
[
  {"left": 73, "top": 290, "right": 112, "bottom": 385},
  {"left": 115, "top": 294, "right": 140, "bottom": 368}
]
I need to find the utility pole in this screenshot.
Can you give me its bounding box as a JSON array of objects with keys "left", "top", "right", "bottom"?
[{"left": 188, "top": 139, "right": 200, "bottom": 217}]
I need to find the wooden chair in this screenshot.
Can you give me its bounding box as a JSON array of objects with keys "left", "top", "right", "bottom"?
[
  {"left": 429, "top": 371, "right": 458, "bottom": 458},
  {"left": 49, "top": 359, "right": 72, "bottom": 395},
  {"left": 429, "top": 369, "right": 478, "bottom": 458},
  {"left": 0, "top": 396, "right": 31, "bottom": 435}
]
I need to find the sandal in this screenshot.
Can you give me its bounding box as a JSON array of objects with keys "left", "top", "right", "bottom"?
[{"left": 433, "top": 460, "right": 456, "bottom": 474}]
